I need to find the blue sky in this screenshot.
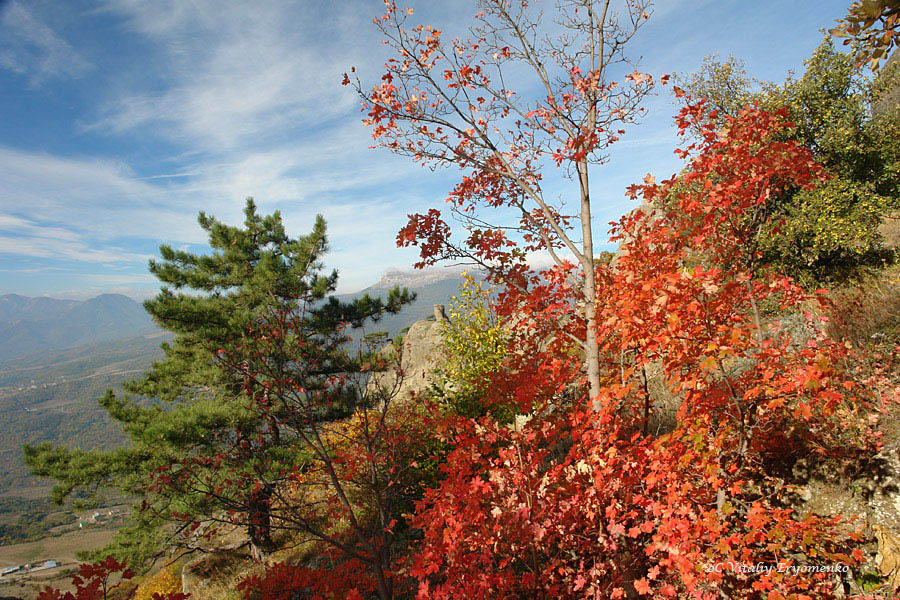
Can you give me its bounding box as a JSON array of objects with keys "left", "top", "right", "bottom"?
[{"left": 0, "top": 0, "right": 851, "bottom": 299}]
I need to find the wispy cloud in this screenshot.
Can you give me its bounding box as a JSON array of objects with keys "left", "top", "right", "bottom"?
[
  {"left": 0, "top": 234, "right": 151, "bottom": 264},
  {"left": 90, "top": 0, "right": 363, "bottom": 151},
  {"left": 0, "top": 211, "right": 153, "bottom": 264},
  {"left": 0, "top": 146, "right": 201, "bottom": 244},
  {"left": 0, "top": 0, "right": 92, "bottom": 85}
]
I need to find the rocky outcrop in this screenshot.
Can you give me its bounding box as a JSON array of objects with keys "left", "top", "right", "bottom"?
[
  {"left": 369, "top": 314, "right": 446, "bottom": 402},
  {"left": 876, "top": 525, "right": 900, "bottom": 589},
  {"left": 789, "top": 413, "right": 900, "bottom": 592},
  {"left": 879, "top": 215, "right": 900, "bottom": 251}
]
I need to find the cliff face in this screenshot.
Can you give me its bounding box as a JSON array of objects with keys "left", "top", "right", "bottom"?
[{"left": 368, "top": 307, "right": 448, "bottom": 403}]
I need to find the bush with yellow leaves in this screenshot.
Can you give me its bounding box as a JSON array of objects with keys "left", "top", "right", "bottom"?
[
  {"left": 133, "top": 562, "right": 183, "bottom": 600},
  {"left": 434, "top": 273, "right": 511, "bottom": 419}
]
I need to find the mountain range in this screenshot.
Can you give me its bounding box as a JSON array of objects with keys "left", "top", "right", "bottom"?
[
  {"left": 0, "top": 267, "right": 470, "bottom": 361},
  {"left": 0, "top": 294, "right": 158, "bottom": 361}
]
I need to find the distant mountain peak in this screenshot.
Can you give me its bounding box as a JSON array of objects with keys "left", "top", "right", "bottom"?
[
  {"left": 375, "top": 265, "right": 470, "bottom": 288},
  {"left": 332, "top": 267, "right": 469, "bottom": 340},
  {"left": 83, "top": 293, "right": 138, "bottom": 304}
]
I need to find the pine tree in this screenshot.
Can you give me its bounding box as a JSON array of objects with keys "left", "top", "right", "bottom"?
[{"left": 24, "top": 198, "right": 414, "bottom": 567}]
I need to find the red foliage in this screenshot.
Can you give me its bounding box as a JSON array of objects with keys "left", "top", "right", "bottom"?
[
  {"left": 37, "top": 557, "right": 187, "bottom": 600},
  {"left": 407, "top": 103, "right": 888, "bottom": 599},
  {"left": 238, "top": 554, "right": 373, "bottom": 600}
]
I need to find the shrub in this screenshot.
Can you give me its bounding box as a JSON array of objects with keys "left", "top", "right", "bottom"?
[
  {"left": 133, "top": 563, "right": 183, "bottom": 600},
  {"left": 435, "top": 273, "right": 511, "bottom": 420}
]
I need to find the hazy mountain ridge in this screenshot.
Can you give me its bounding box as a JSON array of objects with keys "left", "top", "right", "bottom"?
[
  {"left": 0, "top": 295, "right": 78, "bottom": 321},
  {"left": 374, "top": 266, "right": 469, "bottom": 288},
  {"left": 0, "top": 293, "right": 158, "bottom": 361},
  {"left": 337, "top": 267, "right": 470, "bottom": 340}
]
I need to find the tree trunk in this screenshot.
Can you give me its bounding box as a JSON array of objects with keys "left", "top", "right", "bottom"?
[
  {"left": 248, "top": 484, "right": 276, "bottom": 561},
  {"left": 372, "top": 561, "right": 392, "bottom": 600},
  {"left": 578, "top": 161, "right": 602, "bottom": 407}
]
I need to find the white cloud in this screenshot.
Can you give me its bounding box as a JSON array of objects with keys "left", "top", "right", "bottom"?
[
  {"left": 0, "top": 211, "right": 154, "bottom": 264},
  {"left": 0, "top": 0, "right": 92, "bottom": 85},
  {"left": 0, "top": 146, "right": 202, "bottom": 245},
  {"left": 26, "top": 0, "right": 454, "bottom": 295},
  {"left": 90, "top": 0, "right": 364, "bottom": 151}
]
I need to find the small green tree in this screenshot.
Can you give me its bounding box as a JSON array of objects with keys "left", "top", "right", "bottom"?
[
  {"left": 24, "top": 199, "right": 414, "bottom": 567},
  {"left": 433, "top": 273, "right": 510, "bottom": 420},
  {"left": 680, "top": 37, "right": 900, "bottom": 285}
]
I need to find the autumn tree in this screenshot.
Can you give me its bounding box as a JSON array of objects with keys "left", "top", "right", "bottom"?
[
  {"left": 24, "top": 199, "right": 413, "bottom": 567},
  {"left": 408, "top": 102, "right": 885, "bottom": 600},
  {"left": 348, "top": 0, "right": 660, "bottom": 403}
]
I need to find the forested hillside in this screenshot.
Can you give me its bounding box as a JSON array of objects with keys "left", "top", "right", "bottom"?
[{"left": 0, "top": 333, "right": 168, "bottom": 495}]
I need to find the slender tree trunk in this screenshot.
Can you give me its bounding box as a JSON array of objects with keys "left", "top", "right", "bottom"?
[
  {"left": 578, "top": 161, "right": 602, "bottom": 407},
  {"left": 716, "top": 469, "right": 727, "bottom": 514},
  {"left": 640, "top": 364, "right": 651, "bottom": 436}
]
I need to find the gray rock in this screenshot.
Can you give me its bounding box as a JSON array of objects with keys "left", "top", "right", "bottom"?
[{"left": 368, "top": 315, "right": 446, "bottom": 402}]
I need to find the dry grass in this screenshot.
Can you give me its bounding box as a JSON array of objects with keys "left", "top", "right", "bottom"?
[
  {"left": 878, "top": 215, "right": 900, "bottom": 251},
  {"left": 825, "top": 266, "right": 900, "bottom": 349},
  {"left": 134, "top": 561, "right": 184, "bottom": 600}
]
